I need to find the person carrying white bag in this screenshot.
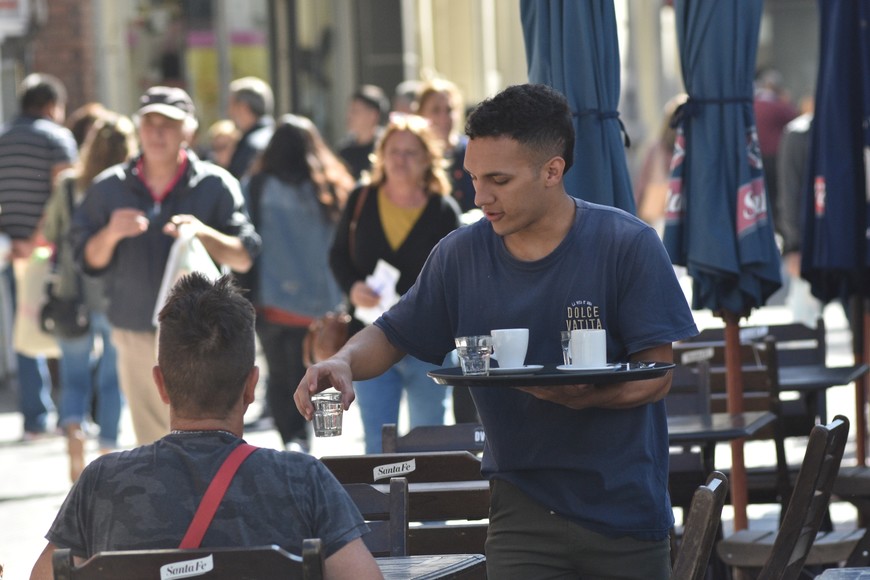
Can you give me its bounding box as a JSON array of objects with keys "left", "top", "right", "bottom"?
[{"left": 72, "top": 87, "right": 260, "bottom": 445}]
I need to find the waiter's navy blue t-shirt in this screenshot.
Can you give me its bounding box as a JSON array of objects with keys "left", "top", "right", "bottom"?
[{"left": 376, "top": 198, "right": 698, "bottom": 540}]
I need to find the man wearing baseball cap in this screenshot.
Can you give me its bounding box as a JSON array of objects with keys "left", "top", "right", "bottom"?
[{"left": 71, "top": 86, "right": 261, "bottom": 445}]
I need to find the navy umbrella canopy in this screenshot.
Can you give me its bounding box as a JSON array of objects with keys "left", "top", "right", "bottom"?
[
  {"left": 520, "top": 0, "right": 635, "bottom": 213},
  {"left": 801, "top": 0, "right": 870, "bottom": 464},
  {"left": 663, "top": 0, "right": 781, "bottom": 315},
  {"left": 801, "top": 0, "right": 870, "bottom": 304},
  {"left": 662, "top": 0, "right": 781, "bottom": 531}
]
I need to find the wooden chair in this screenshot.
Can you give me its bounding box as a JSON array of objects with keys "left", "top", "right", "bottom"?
[
  {"left": 320, "top": 451, "right": 483, "bottom": 484},
  {"left": 673, "top": 338, "right": 794, "bottom": 514},
  {"left": 716, "top": 415, "right": 868, "bottom": 579},
  {"left": 672, "top": 471, "right": 729, "bottom": 580},
  {"left": 52, "top": 541, "right": 324, "bottom": 580},
  {"left": 325, "top": 452, "right": 488, "bottom": 556},
  {"left": 666, "top": 359, "right": 713, "bottom": 515},
  {"left": 684, "top": 318, "right": 827, "bottom": 437},
  {"left": 342, "top": 476, "right": 409, "bottom": 557},
  {"left": 381, "top": 423, "right": 485, "bottom": 454}
]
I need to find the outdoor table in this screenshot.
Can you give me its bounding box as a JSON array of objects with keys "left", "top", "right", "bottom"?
[
  {"left": 667, "top": 411, "right": 777, "bottom": 444},
  {"left": 816, "top": 568, "right": 870, "bottom": 579},
  {"left": 375, "top": 553, "right": 486, "bottom": 579},
  {"left": 778, "top": 363, "right": 869, "bottom": 394},
  {"left": 667, "top": 411, "right": 777, "bottom": 474}
]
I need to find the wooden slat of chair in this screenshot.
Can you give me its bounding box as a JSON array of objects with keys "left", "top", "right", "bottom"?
[
  {"left": 717, "top": 416, "right": 864, "bottom": 579},
  {"left": 408, "top": 523, "right": 489, "bottom": 556},
  {"left": 375, "top": 480, "right": 491, "bottom": 556},
  {"left": 320, "top": 451, "right": 483, "bottom": 484},
  {"left": 403, "top": 481, "right": 491, "bottom": 522},
  {"left": 672, "top": 471, "right": 729, "bottom": 580},
  {"left": 382, "top": 423, "right": 485, "bottom": 454},
  {"left": 343, "top": 477, "right": 409, "bottom": 557},
  {"left": 51, "top": 542, "right": 322, "bottom": 580}
]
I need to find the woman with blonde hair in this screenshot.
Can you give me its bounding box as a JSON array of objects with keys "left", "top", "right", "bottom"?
[
  {"left": 43, "top": 113, "right": 138, "bottom": 481},
  {"left": 330, "top": 113, "right": 461, "bottom": 453}
]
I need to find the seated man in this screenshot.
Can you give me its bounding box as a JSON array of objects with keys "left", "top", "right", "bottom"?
[{"left": 30, "top": 274, "right": 382, "bottom": 580}]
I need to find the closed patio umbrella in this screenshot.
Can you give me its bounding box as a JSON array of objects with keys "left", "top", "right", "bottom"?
[
  {"left": 520, "top": 0, "right": 635, "bottom": 213},
  {"left": 663, "top": 0, "right": 782, "bottom": 530},
  {"left": 801, "top": 0, "right": 870, "bottom": 465}
]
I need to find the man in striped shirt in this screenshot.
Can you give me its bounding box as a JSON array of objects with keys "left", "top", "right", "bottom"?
[{"left": 0, "top": 73, "right": 78, "bottom": 437}]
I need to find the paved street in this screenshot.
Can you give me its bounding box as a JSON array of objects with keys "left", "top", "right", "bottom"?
[{"left": 0, "top": 290, "right": 865, "bottom": 578}]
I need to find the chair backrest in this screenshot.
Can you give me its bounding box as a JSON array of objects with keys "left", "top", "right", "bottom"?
[
  {"left": 758, "top": 415, "right": 850, "bottom": 580},
  {"left": 342, "top": 476, "right": 409, "bottom": 557},
  {"left": 666, "top": 359, "right": 711, "bottom": 417},
  {"left": 687, "top": 318, "right": 826, "bottom": 366},
  {"left": 323, "top": 453, "right": 488, "bottom": 556},
  {"left": 52, "top": 541, "right": 323, "bottom": 580},
  {"left": 321, "top": 451, "right": 483, "bottom": 484},
  {"left": 674, "top": 338, "right": 781, "bottom": 416},
  {"left": 665, "top": 360, "right": 713, "bottom": 512},
  {"left": 381, "top": 423, "right": 486, "bottom": 453},
  {"left": 672, "top": 471, "right": 729, "bottom": 580},
  {"left": 674, "top": 338, "right": 792, "bottom": 512}
]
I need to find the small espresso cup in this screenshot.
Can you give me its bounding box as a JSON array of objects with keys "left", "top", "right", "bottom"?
[
  {"left": 455, "top": 335, "right": 493, "bottom": 376},
  {"left": 490, "top": 328, "right": 529, "bottom": 368},
  {"left": 569, "top": 329, "right": 607, "bottom": 368},
  {"left": 311, "top": 391, "right": 343, "bottom": 437}
]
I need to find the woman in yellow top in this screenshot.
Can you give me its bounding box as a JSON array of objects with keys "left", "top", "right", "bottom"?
[{"left": 329, "top": 113, "right": 461, "bottom": 453}]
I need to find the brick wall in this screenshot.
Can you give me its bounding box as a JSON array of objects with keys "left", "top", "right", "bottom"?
[{"left": 30, "top": 0, "right": 96, "bottom": 113}]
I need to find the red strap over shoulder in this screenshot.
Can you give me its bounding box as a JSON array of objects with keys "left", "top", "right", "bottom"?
[{"left": 179, "top": 443, "right": 258, "bottom": 549}]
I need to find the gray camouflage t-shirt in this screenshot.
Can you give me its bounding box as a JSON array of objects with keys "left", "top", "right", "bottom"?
[{"left": 46, "top": 432, "right": 367, "bottom": 558}]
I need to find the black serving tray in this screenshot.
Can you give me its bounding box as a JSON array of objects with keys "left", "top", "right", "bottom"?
[{"left": 428, "top": 362, "right": 675, "bottom": 387}]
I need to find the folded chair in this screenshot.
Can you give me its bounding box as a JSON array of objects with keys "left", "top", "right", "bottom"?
[
  {"left": 716, "top": 415, "right": 867, "bottom": 579},
  {"left": 672, "top": 471, "right": 729, "bottom": 580}
]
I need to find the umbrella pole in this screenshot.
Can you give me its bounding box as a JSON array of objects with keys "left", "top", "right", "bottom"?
[{"left": 724, "top": 312, "right": 749, "bottom": 530}]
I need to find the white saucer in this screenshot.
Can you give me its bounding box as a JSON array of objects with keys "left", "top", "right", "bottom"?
[
  {"left": 489, "top": 364, "right": 544, "bottom": 375},
  {"left": 556, "top": 363, "right": 620, "bottom": 372}
]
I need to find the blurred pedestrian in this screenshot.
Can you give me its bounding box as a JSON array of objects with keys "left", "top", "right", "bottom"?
[
  {"left": 65, "top": 103, "right": 108, "bottom": 149},
  {"left": 43, "top": 113, "right": 137, "bottom": 481},
  {"left": 245, "top": 114, "right": 353, "bottom": 452},
  {"left": 0, "top": 73, "right": 77, "bottom": 439},
  {"left": 392, "top": 80, "right": 421, "bottom": 115},
  {"left": 633, "top": 94, "right": 687, "bottom": 236},
  {"left": 337, "top": 85, "right": 388, "bottom": 181},
  {"left": 329, "top": 113, "right": 460, "bottom": 453},
  {"left": 204, "top": 119, "right": 240, "bottom": 170},
  {"left": 227, "top": 77, "right": 275, "bottom": 179},
  {"left": 415, "top": 78, "right": 476, "bottom": 214},
  {"left": 754, "top": 68, "right": 798, "bottom": 227},
  {"left": 72, "top": 86, "right": 260, "bottom": 445}
]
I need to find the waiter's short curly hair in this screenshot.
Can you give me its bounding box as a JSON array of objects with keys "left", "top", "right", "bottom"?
[
  {"left": 465, "top": 83, "right": 574, "bottom": 173},
  {"left": 157, "top": 273, "right": 256, "bottom": 417}
]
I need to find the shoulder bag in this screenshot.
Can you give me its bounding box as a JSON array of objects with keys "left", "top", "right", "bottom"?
[{"left": 39, "top": 180, "right": 90, "bottom": 339}]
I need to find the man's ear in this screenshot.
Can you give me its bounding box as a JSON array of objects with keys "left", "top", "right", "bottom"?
[
  {"left": 243, "top": 366, "right": 259, "bottom": 406},
  {"left": 153, "top": 366, "right": 171, "bottom": 404},
  {"left": 543, "top": 156, "right": 566, "bottom": 186}
]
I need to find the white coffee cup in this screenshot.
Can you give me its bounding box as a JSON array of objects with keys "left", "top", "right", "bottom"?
[
  {"left": 569, "top": 329, "right": 607, "bottom": 368},
  {"left": 490, "top": 328, "right": 529, "bottom": 368}
]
